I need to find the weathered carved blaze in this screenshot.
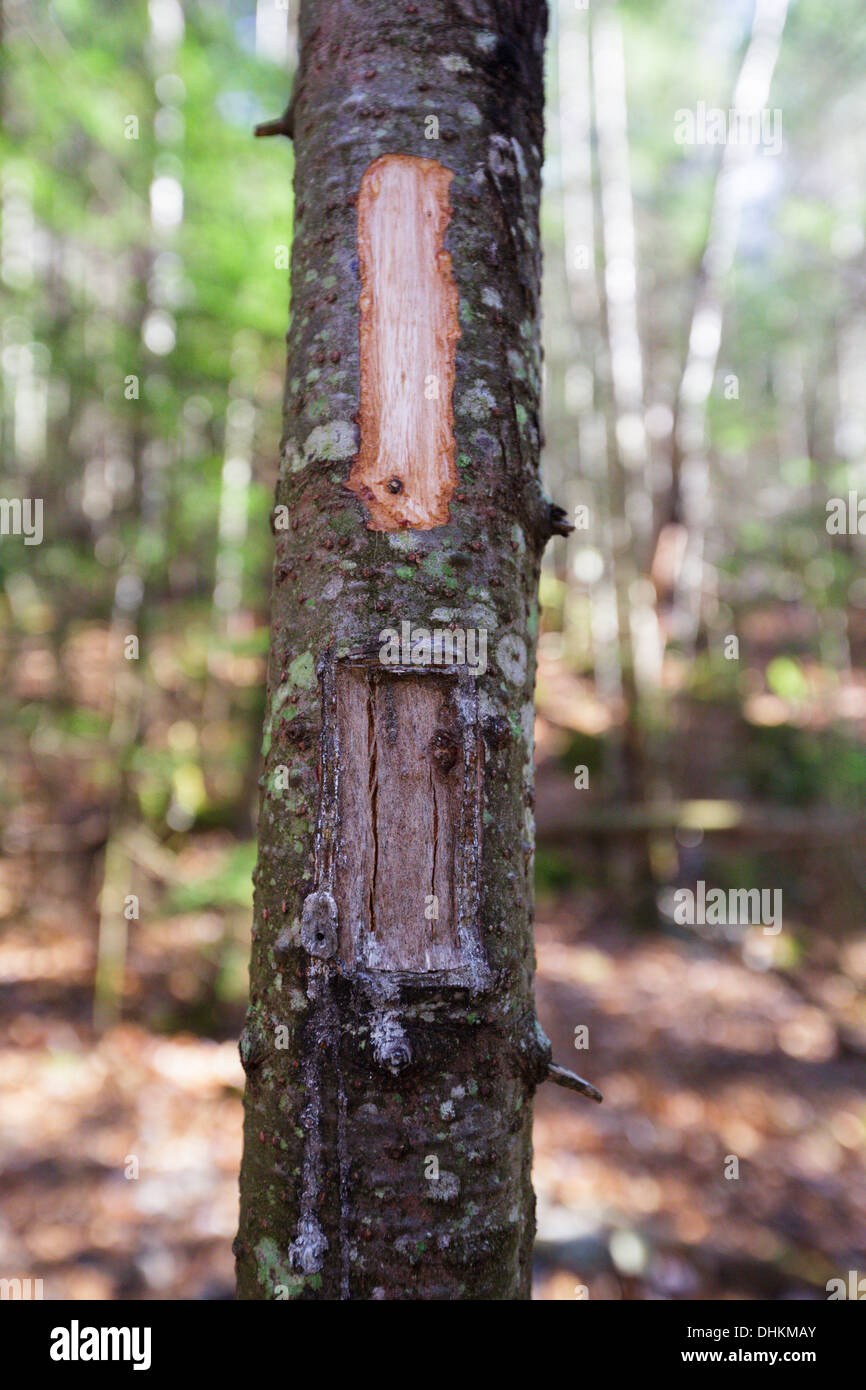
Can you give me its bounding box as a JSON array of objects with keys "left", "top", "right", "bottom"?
[{"left": 330, "top": 661, "right": 483, "bottom": 975}]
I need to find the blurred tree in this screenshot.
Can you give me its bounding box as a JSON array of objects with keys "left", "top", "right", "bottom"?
[{"left": 0, "top": 0, "right": 289, "bottom": 907}]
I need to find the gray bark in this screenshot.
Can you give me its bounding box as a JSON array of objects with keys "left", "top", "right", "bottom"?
[{"left": 236, "top": 0, "right": 555, "bottom": 1301}]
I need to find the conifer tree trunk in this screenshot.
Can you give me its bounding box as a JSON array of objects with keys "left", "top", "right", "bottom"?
[{"left": 236, "top": 0, "right": 576, "bottom": 1301}]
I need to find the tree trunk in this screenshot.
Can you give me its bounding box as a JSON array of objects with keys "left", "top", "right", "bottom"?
[{"left": 236, "top": 0, "right": 562, "bottom": 1301}]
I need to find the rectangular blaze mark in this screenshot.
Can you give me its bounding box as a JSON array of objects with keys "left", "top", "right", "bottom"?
[
  {"left": 348, "top": 154, "right": 460, "bottom": 531},
  {"left": 333, "top": 665, "right": 480, "bottom": 973}
]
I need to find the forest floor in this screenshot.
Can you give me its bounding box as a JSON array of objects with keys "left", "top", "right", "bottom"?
[
  {"left": 1, "top": 822, "right": 864, "bottom": 1300},
  {"left": 533, "top": 899, "right": 866, "bottom": 1300},
  {"left": 1, "top": 637, "right": 865, "bottom": 1299}
]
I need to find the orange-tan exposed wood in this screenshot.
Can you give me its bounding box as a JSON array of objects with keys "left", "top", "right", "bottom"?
[{"left": 348, "top": 154, "right": 460, "bottom": 530}]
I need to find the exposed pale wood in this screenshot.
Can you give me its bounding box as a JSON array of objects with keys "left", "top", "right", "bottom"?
[
  {"left": 333, "top": 666, "right": 476, "bottom": 972},
  {"left": 348, "top": 154, "right": 460, "bottom": 531}
]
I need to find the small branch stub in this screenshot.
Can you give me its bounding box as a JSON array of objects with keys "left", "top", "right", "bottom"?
[
  {"left": 254, "top": 102, "right": 294, "bottom": 140},
  {"left": 546, "top": 1062, "right": 603, "bottom": 1104},
  {"left": 546, "top": 503, "right": 574, "bottom": 539}
]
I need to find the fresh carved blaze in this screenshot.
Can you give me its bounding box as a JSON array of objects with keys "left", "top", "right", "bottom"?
[{"left": 348, "top": 154, "right": 460, "bottom": 531}]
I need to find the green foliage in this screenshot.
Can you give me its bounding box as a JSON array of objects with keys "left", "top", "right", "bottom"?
[
  {"left": 535, "top": 847, "right": 577, "bottom": 898},
  {"left": 0, "top": 0, "right": 294, "bottom": 833},
  {"left": 742, "top": 722, "right": 866, "bottom": 807},
  {"left": 559, "top": 729, "right": 606, "bottom": 778},
  {"left": 166, "top": 841, "right": 257, "bottom": 912}
]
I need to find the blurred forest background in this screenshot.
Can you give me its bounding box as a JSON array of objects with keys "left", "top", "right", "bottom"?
[{"left": 1, "top": 0, "right": 865, "bottom": 1300}]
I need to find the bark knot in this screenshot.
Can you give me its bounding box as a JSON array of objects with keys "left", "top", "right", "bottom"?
[
  {"left": 371, "top": 1011, "right": 412, "bottom": 1075},
  {"left": 301, "top": 890, "right": 338, "bottom": 959}
]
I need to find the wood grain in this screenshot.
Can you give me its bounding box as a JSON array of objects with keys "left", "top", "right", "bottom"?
[
  {"left": 348, "top": 154, "right": 460, "bottom": 531},
  {"left": 333, "top": 666, "right": 477, "bottom": 973}
]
